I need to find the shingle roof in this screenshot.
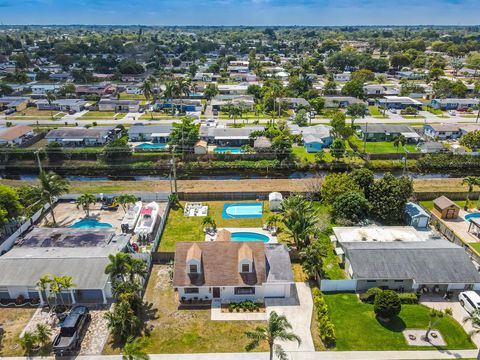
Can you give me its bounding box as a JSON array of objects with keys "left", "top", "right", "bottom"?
[
  {"left": 360, "top": 124, "right": 414, "bottom": 134},
  {"left": 46, "top": 127, "right": 114, "bottom": 139},
  {"left": 265, "top": 244, "right": 294, "bottom": 283},
  {"left": 433, "top": 196, "right": 460, "bottom": 210},
  {"left": 0, "top": 125, "right": 32, "bottom": 141},
  {"left": 344, "top": 240, "right": 480, "bottom": 284}
]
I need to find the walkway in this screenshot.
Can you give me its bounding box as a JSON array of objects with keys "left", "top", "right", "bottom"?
[{"left": 265, "top": 282, "right": 315, "bottom": 352}]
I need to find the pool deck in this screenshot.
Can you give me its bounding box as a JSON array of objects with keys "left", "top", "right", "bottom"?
[
  {"left": 205, "top": 227, "right": 277, "bottom": 243},
  {"left": 436, "top": 209, "right": 480, "bottom": 244}
]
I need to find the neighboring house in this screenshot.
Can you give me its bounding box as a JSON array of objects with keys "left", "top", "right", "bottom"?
[
  {"left": 404, "top": 202, "right": 431, "bottom": 229},
  {"left": 230, "top": 73, "right": 257, "bottom": 82},
  {"left": 75, "top": 83, "right": 117, "bottom": 96},
  {"left": 45, "top": 126, "right": 121, "bottom": 147},
  {"left": 431, "top": 98, "right": 480, "bottom": 110},
  {"left": 423, "top": 124, "right": 462, "bottom": 140},
  {"left": 31, "top": 84, "right": 61, "bottom": 95},
  {"left": 277, "top": 97, "right": 309, "bottom": 109},
  {"left": 49, "top": 73, "right": 72, "bottom": 81},
  {"left": 416, "top": 141, "right": 446, "bottom": 153},
  {"left": 0, "top": 97, "right": 30, "bottom": 112},
  {"left": 211, "top": 95, "right": 255, "bottom": 111},
  {"left": 358, "top": 124, "right": 421, "bottom": 143},
  {"left": 36, "top": 99, "right": 87, "bottom": 113},
  {"left": 396, "top": 71, "right": 425, "bottom": 80},
  {"left": 299, "top": 125, "right": 333, "bottom": 153},
  {"left": 253, "top": 136, "right": 272, "bottom": 152},
  {"left": 227, "top": 66, "right": 249, "bottom": 74},
  {"left": 0, "top": 227, "right": 131, "bottom": 304},
  {"left": 459, "top": 124, "right": 480, "bottom": 136},
  {"left": 194, "top": 140, "right": 208, "bottom": 155},
  {"left": 363, "top": 84, "right": 400, "bottom": 97},
  {"left": 127, "top": 125, "right": 172, "bottom": 143},
  {"left": 0, "top": 125, "right": 34, "bottom": 145},
  {"left": 432, "top": 196, "right": 460, "bottom": 220},
  {"left": 375, "top": 96, "right": 423, "bottom": 110},
  {"left": 173, "top": 241, "right": 293, "bottom": 303},
  {"left": 218, "top": 84, "right": 249, "bottom": 95},
  {"left": 194, "top": 72, "right": 218, "bottom": 82},
  {"left": 98, "top": 99, "right": 140, "bottom": 112},
  {"left": 324, "top": 96, "right": 365, "bottom": 109},
  {"left": 200, "top": 126, "right": 264, "bottom": 146},
  {"left": 154, "top": 99, "right": 202, "bottom": 112},
  {"left": 333, "top": 72, "right": 352, "bottom": 82}
]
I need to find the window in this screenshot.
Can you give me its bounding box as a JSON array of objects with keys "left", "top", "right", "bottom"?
[
  {"left": 366, "top": 280, "right": 376, "bottom": 283},
  {"left": 234, "top": 287, "right": 255, "bottom": 295},
  {"left": 184, "top": 288, "right": 199, "bottom": 294},
  {"left": 242, "top": 264, "right": 250, "bottom": 273},
  {"left": 189, "top": 264, "right": 198, "bottom": 273},
  {"left": 394, "top": 280, "right": 404, "bottom": 283}
]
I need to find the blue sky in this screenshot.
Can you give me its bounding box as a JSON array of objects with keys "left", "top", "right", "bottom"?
[{"left": 0, "top": 0, "right": 479, "bottom": 25}]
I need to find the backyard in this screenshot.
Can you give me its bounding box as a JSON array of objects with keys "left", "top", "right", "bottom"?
[
  {"left": 0, "top": 307, "right": 37, "bottom": 357},
  {"left": 349, "top": 136, "right": 419, "bottom": 154},
  {"left": 324, "top": 293, "right": 475, "bottom": 351},
  {"left": 103, "top": 265, "right": 268, "bottom": 354}
]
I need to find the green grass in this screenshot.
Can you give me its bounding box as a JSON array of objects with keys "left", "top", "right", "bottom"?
[
  {"left": 468, "top": 242, "right": 480, "bottom": 254},
  {"left": 349, "top": 136, "right": 418, "bottom": 154},
  {"left": 324, "top": 293, "right": 475, "bottom": 351},
  {"left": 460, "top": 114, "right": 480, "bottom": 118},
  {"left": 118, "top": 93, "right": 147, "bottom": 100},
  {"left": 423, "top": 106, "right": 444, "bottom": 115},
  {"left": 79, "top": 111, "right": 124, "bottom": 119},
  {"left": 368, "top": 106, "right": 389, "bottom": 118},
  {"left": 419, "top": 200, "right": 467, "bottom": 211},
  {"left": 401, "top": 115, "right": 426, "bottom": 119}
]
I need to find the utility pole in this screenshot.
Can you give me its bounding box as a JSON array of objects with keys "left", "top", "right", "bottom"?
[
  {"left": 170, "top": 146, "right": 178, "bottom": 194},
  {"left": 363, "top": 122, "right": 368, "bottom": 153},
  {"left": 35, "top": 150, "right": 43, "bottom": 173}
]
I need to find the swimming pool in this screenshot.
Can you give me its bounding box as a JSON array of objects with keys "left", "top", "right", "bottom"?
[
  {"left": 231, "top": 232, "right": 270, "bottom": 243},
  {"left": 214, "top": 147, "right": 244, "bottom": 154},
  {"left": 223, "top": 203, "right": 263, "bottom": 218},
  {"left": 69, "top": 219, "right": 113, "bottom": 229},
  {"left": 465, "top": 213, "right": 480, "bottom": 222},
  {"left": 135, "top": 143, "right": 167, "bottom": 150}
]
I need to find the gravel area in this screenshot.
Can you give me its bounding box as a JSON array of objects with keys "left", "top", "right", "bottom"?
[
  {"left": 79, "top": 304, "right": 112, "bottom": 355},
  {"left": 403, "top": 329, "right": 446, "bottom": 346}
]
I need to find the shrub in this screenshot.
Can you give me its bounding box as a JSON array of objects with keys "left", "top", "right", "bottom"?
[
  {"left": 228, "top": 300, "right": 260, "bottom": 312},
  {"left": 312, "top": 288, "right": 336, "bottom": 347},
  {"left": 398, "top": 292, "right": 419, "bottom": 304},
  {"left": 359, "top": 287, "right": 382, "bottom": 303},
  {"left": 374, "top": 290, "right": 401, "bottom": 320}
]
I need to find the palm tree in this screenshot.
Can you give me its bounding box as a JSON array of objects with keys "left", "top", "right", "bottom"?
[
  {"left": 424, "top": 308, "right": 452, "bottom": 340},
  {"left": 17, "top": 331, "right": 38, "bottom": 356},
  {"left": 139, "top": 79, "right": 154, "bottom": 119},
  {"left": 463, "top": 309, "right": 480, "bottom": 358},
  {"left": 175, "top": 77, "right": 192, "bottom": 114},
  {"left": 393, "top": 135, "right": 406, "bottom": 153},
  {"left": 55, "top": 275, "right": 75, "bottom": 305},
  {"left": 245, "top": 311, "right": 301, "bottom": 360},
  {"left": 115, "top": 194, "right": 138, "bottom": 212},
  {"left": 105, "top": 252, "right": 132, "bottom": 283},
  {"left": 38, "top": 171, "right": 69, "bottom": 226},
  {"left": 163, "top": 80, "right": 177, "bottom": 115},
  {"left": 128, "top": 258, "right": 148, "bottom": 282},
  {"left": 266, "top": 214, "right": 280, "bottom": 229},
  {"left": 202, "top": 216, "right": 216, "bottom": 231},
  {"left": 45, "top": 90, "right": 56, "bottom": 120},
  {"left": 36, "top": 274, "right": 52, "bottom": 307},
  {"left": 34, "top": 324, "right": 52, "bottom": 348},
  {"left": 104, "top": 300, "right": 140, "bottom": 342},
  {"left": 76, "top": 193, "right": 96, "bottom": 217},
  {"left": 122, "top": 336, "right": 149, "bottom": 360},
  {"left": 462, "top": 176, "right": 480, "bottom": 210}
]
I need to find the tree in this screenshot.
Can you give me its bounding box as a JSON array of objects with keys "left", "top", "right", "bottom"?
[
  {"left": 175, "top": 77, "right": 192, "bottom": 114},
  {"left": 76, "top": 193, "right": 96, "bottom": 217},
  {"left": 460, "top": 131, "right": 480, "bottom": 151},
  {"left": 341, "top": 79, "right": 365, "bottom": 99},
  {"left": 38, "top": 171, "right": 69, "bottom": 226},
  {"left": 320, "top": 173, "right": 361, "bottom": 204},
  {"left": 204, "top": 83, "right": 219, "bottom": 101},
  {"left": 350, "top": 168, "right": 375, "bottom": 198},
  {"left": 393, "top": 135, "right": 406, "bottom": 153},
  {"left": 346, "top": 103, "right": 366, "bottom": 128},
  {"left": 352, "top": 69, "right": 375, "bottom": 83},
  {"left": 429, "top": 67, "right": 444, "bottom": 81},
  {"left": 115, "top": 194, "right": 138, "bottom": 212},
  {"left": 139, "top": 79, "right": 154, "bottom": 114},
  {"left": 17, "top": 331, "right": 37, "bottom": 356},
  {"left": 245, "top": 311, "right": 301, "bottom": 360},
  {"left": 102, "top": 138, "right": 132, "bottom": 162},
  {"left": 462, "top": 176, "right": 480, "bottom": 210},
  {"left": 45, "top": 141, "right": 64, "bottom": 162},
  {"left": 34, "top": 324, "right": 52, "bottom": 348},
  {"left": 280, "top": 195, "right": 319, "bottom": 249},
  {"left": 202, "top": 216, "right": 216, "bottom": 230},
  {"left": 169, "top": 117, "right": 200, "bottom": 154},
  {"left": 58, "top": 83, "right": 76, "bottom": 97},
  {"left": 332, "top": 191, "right": 370, "bottom": 224},
  {"left": 466, "top": 52, "right": 480, "bottom": 78},
  {"left": 309, "top": 97, "right": 325, "bottom": 114},
  {"left": 374, "top": 290, "right": 401, "bottom": 320},
  {"left": 0, "top": 184, "right": 23, "bottom": 222},
  {"left": 105, "top": 300, "right": 140, "bottom": 342},
  {"left": 300, "top": 240, "right": 327, "bottom": 280},
  {"left": 105, "top": 252, "right": 133, "bottom": 283},
  {"left": 329, "top": 112, "right": 351, "bottom": 139},
  {"left": 293, "top": 109, "right": 308, "bottom": 127},
  {"left": 423, "top": 308, "right": 452, "bottom": 340},
  {"left": 369, "top": 173, "right": 413, "bottom": 224},
  {"left": 123, "top": 336, "right": 149, "bottom": 360},
  {"left": 266, "top": 214, "right": 280, "bottom": 229},
  {"left": 45, "top": 90, "right": 56, "bottom": 119},
  {"left": 463, "top": 309, "right": 480, "bottom": 357},
  {"left": 330, "top": 139, "right": 345, "bottom": 160}
]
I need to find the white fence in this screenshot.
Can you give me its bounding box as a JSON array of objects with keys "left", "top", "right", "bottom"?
[
  {"left": 0, "top": 203, "right": 50, "bottom": 254},
  {"left": 320, "top": 279, "right": 357, "bottom": 292}
]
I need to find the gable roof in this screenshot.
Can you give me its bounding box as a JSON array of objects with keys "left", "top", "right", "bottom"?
[
  {"left": 433, "top": 196, "right": 460, "bottom": 210},
  {"left": 405, "top": 202, "right": 430, "bottom": 219},
  {"left": 0, "top": 125, "right": 32, "bottom": 141}
]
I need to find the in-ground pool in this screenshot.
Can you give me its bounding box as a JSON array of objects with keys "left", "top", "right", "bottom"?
[
  {"left": 214, "top": 147, "right": 244, "bottom": 154},
  {"left": 465, "top": 213, "right": 480, "bottom": 222},
  {"left": 231, "top": 232, "right": 270, "bottom": 243},
  {"left": 222, "top": 203, "right": 263, "bottom": 218},
  {"left": 135, "top": 143, "right": 167, "bottom": 150},
  {"left": 69, "top": 219, "right": 113, "bottom": 229}
]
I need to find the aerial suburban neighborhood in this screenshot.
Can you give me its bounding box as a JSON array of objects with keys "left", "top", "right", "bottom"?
[{"left": 2, "top": 6, "right": 480, "bottom": 360}]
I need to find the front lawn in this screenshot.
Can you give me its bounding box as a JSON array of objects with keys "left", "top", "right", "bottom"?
[
  {"left": 324, "top": 293, "right": 475, "bottom": 351},
  {"left": 368, "top": 106, "right": 389, "bottom": 118},
  {"left": 349, "top": 136, "right": 418, "bottom": 154},
  {"left": 0, "top": 307, "right": 37, "bottom": 357},
  {"left": 79, "top": 111, "right": 123, "bottom": 119}
]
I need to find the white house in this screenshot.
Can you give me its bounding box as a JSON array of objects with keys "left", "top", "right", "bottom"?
[
  {"left": 36, "top": 99, "right": 87, "bottom": 113},
  {"left": 173, "top": 241, "right": 293, "bottom": 303},
  {"left": 31, "top": 84, "right": 61, "bottom": 95},
  {"left": 333, "top": 72, "right": 352, "bottom": 82}
]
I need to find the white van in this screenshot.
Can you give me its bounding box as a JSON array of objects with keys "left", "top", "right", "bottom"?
[{"left": 459, "top": 291, "right": 480, "bottom": 313}]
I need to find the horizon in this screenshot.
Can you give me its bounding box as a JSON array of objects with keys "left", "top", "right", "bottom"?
[{"left": 0, "top": 0, "right": 479, "bottom": 26}]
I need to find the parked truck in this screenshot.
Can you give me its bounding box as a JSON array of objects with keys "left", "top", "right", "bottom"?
[{"left": 52, "top": 305, "right": 90, "bottom": 356}]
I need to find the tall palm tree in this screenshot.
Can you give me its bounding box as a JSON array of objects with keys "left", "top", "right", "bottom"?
[
  {"left": 38, "top": 171, "right": 69, "bottom": 226},
  {"left": 115, "top": 194, "right": 138, "bottom": 212},
  {"left": 175, "top": 77, "right": 192, "bottom": 114},
  {"left": 462, "top": 176, "right": 480, "bottom": 210},
  {"left": 45, "top": 90, "right": 56, "bottom": 120},
  {"left": 105, "top": 252, "right": 132, "bottom": 283},
  {"left": 76, "top": 193, "right": 96, "bottom": 217},
  {"left": 123, "top": 336, "right": 149, "bottom": 360},
  {"left": 139, "top": 79, "right": 154, "bottom": 119},
  {"left": 163, "top": 80, "right": 177, "bottom": 115},
  {"left": 201, "top": 216, "right": 216, "bottom": 230},
  {"left": 245, "top": 311, "right": 301, "bottom": 360},
  {"left": 36, "top": 274, "right": 52, "bottom": 307},
  {"left": 128, "top": 258, "right": 148, "bottom": 282}
]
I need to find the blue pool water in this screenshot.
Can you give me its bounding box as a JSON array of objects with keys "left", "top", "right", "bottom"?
[
  {"left": 465, "top": 213, "right": 480, "bottom": 222},
  {"left": 223, "top": 203, "right": 263, "bottom": 218},
  {"left": 232, "top": 232, "right": 269, "bottom": 243},
  {"left": 214, "top": 147, "right": 244, "bottom": 154},
  {"left": 135, "top": 143, "right": 167, "bottom": 150},
  {"left": 69, "top": 219, "right": 113, "bottom": 229}
]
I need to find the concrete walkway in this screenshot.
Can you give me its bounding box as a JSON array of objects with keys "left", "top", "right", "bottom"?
[{"left": 265, "top": 282, "right": 315, "bottom": 352}]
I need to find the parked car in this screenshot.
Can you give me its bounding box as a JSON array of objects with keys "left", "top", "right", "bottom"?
[
  {"left": 459, "top": 291, "right": 480, "bottom": 313},
  {"left": 448, "top": 110, "right": 457, "bottom": 116},
  {"left": 68, "top": 110, "right": 76, "bottom": 115},
  {"left": 457, "top": 108, "right": 470, "bottom": 113},
  {"left": 4, "top": 108, "right": 15, "bottom": 115},
  {"left": 389, "top": 108, "right": 397, "bottom": 114},
  {"left": 52, "top": 305, "right": 90, "bottom": 356}
]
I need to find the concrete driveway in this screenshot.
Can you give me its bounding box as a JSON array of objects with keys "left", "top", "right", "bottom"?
[
  {"left": 420, "top": 298, "right": 480, "bottom": 347},
  {"left": 265, "top": 282, "right": 315, "bottom": 352}
]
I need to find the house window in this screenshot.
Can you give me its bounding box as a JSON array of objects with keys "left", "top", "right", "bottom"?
[
  {"left": 242, "top": 264, "right": 250, "bottom": 273},
  {"left": 184, "top": 288, "right": 199, "bottom": 294},
  {"left": 366, "top": 280, "right": 376, "bottom": 283},
  {"left": 189, "top": 264, "right": 198, "bottom": 273},
  {"left": 234, "top": 287, "right": 255, "bottom": 295},
  {"left": 394, "top": 280, "right": 404, "bottom": 283}
]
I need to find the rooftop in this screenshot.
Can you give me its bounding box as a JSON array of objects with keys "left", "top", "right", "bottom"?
[{"left": 333, "top": 226, "right": 433, "bottom": 243}]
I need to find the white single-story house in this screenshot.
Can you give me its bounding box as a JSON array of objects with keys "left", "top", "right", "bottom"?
[
  {"left": 98, "top": 99, "right": 140, "bottom": 112},
  {"left": 127, "top": 124, "right": 172, "bottom": 143},
  {"left": 173, "top": 241, "right": 293, "bottom": 303},
  {"left": 36, "top": 99, "right": 87, "bottom": 113},
  {"left": 375, "top": 96, "right": 423, "bottom": 110},
  {"left": 333, "top": 72, "right": 352, "bottom": 82},
  {"left": 31, "top": 84, "right": 61, "bottom": 95},
  {"left": 0, "top": 125, "right": 34, "bottom": 145},
  {"left": 431, "top": 98, "right": 479, "bottom": 110},
  {"left": 45, "top": 126, "right": 121, "bottom": 147},
  {"left": 423, "top": 124, "right": 462, "bottom": 140}
]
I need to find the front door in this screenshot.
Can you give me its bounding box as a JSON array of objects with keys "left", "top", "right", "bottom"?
[{"left": 212, "top": 287, "right": 220, "bottom": 298}]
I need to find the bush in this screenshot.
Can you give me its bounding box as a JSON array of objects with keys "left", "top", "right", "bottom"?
[
  {"left": 374, "top": 290, "right": 401, "bottom": 320},
  {"left": 312, "top": 288, "right": 336, "bottom": 347},
  {"left": 398, "top": 292, "right": 419, "bottom": 304},
  {"left": 228, "top": 300, "right": 260, "bottom": 312},
  {"left": 359, "top": 287, "right": 382, "bottom": 303}
]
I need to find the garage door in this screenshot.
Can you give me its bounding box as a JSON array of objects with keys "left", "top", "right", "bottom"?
[{"left": 264, "top": 284, "right": 286, "bottom": 298}]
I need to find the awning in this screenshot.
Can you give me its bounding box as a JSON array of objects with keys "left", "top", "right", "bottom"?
[
  {"left": 62, "top": 138, "right": 84, "bottom": 142},
  {"left": 151, "top": 132, "right": 170, "bottom": 137},
  {"left": 401, "top": 132, "right": 421, "bottom": 138},
  {"left": 215, "top": 136, "right": 249, "bottom": 140}
]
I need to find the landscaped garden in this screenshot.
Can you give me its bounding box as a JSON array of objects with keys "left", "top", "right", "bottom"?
[{"left": 324, "top": 293, "right": 475, "bottom": 351}]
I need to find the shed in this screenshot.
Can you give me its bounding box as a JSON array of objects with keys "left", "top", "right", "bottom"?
[
  {"left": 433, "top": 196, "right": 460, "bottom": 219},
  {"left": 269, "top": 192, "right": 283, "bottom": 211},
  {"left": 194, "top": 140, "right": 208, "bottom": 155},
  {"left": 254, "top": 137, "right": 272, "bottom": 151},
  {"left": 404, "top": 202, "right": 430, "bottom": 228}
]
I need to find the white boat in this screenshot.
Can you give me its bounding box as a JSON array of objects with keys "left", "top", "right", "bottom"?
[
  {"left": 121, "top": 201, "right": 142, "bottom": 231},
  {"left": 134, "top": 202, "right": 160, "bottom": 235}
]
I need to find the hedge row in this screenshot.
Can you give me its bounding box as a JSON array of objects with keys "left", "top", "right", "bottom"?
[
  {"left": 312, "top": 288, "right": 336, "bottom": 348},
  {"left": 359, "top": 287, "right": 418, "bottom": 304}
]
